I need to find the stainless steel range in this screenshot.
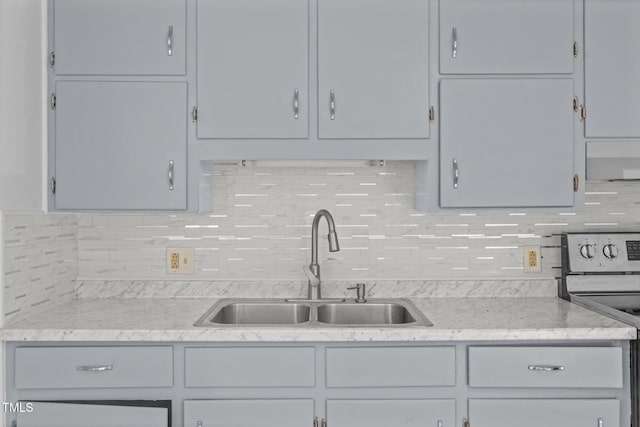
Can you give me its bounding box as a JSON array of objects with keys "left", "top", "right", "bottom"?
[{"left": 561, "top": 232, "right": 640, "bottom": 427}]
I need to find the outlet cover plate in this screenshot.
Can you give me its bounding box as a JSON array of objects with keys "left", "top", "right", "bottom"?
[
  {"left": 523, "top": 245, "right": 542, "bottom": 273},
  {"left": 166, "top": 247, "right": 195, "bottom": 275}
]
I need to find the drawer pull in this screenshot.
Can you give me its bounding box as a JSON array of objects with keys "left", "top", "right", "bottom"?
[
  {"left": 76, "top": 365, "right": 113, "bottom": 372},
  {"left": 528, "top": 364, "right": 564, "bottom": 372},
  {"left": 598, "top": 418, "right": 603, "bottom": 427}
]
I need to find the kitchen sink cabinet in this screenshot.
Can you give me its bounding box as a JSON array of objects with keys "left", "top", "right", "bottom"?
[
  {"left": 438, "top": 0, "right": 574, "bottom": 75},
  {"left": 317, "top": 0, "right": 430, "bottom": 139},
  {"left": 584, "top": 0, "right": 640, "bottom": 138},
  {"left": 52, "top": 81, "right": 188, "bottom": 210},
  {"left": 6, "top": 342, "right": 630, "bottom": 427},
  {"left": 195, "top": 0, "right": 308, "bottom": 139},
  {"left": 52, "top": 0, "right": 186, "bottom": 76},
  {"left": 439, "top": 78, "right": 575, "bottom": 208}
]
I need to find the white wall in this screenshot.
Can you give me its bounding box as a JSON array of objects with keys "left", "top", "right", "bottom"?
[{"left": 0, "top": 0, "right": 45, "bottom": 212}]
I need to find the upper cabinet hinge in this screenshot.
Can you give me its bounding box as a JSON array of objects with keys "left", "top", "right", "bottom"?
[
  {"left": 50, "top": 177, "right": 56, "bottom": 194},
  {"left": 49, "top": 51, "right": 55, "bottom": 67},
  {"left": 573, "top": 41, "right": 579, "bottom": 58},
  {"left": 573, "top": 174, "right": 579, "bottom": 192},
  {"left": 50, "top": 92, "right": 56, "bottom": 110},
  {"left": 429, "top": 106, "right": 435, "bottom": 122},
  {"left": 191, "top": 106, "right": 198, "bottom": 123}
]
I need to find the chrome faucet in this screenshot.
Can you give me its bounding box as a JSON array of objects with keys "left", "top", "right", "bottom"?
[{"left": 303, "top": 209, "right": 340, "bottom": 300}]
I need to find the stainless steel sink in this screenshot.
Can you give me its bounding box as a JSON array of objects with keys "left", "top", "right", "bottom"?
[
  {"left": 194, "top": 300, "right": 311, "bottom": 326},
  {"left": 194, "top": 298, "right": 432, "bottom": 327},
  {"left": 316, "top": 301, "right": 430, "bottom": 325}
]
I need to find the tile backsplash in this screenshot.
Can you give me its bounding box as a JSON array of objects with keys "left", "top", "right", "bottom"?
[
  {"left": 3, "top": 214, "right": 77, "bottom": 322},
  {"left": 73, "top": 162, "right": 640, "bottom": 281}
]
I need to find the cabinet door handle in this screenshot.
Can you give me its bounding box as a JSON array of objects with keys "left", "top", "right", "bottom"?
[
  {"left": 452, "top": 27, "right": 458, "bottom": 58},
  {"left": 330, "top": 90, "right": 336, "bottom": 120},
  {"left": 168, "top": 160, "right": 175, "bottom": 191},
  {"left": 76, "top": 365, "right": 113, "bottom": 372},
  {"left": 314, "top": 417, "right": 319, "bottom": 427},
  {"left": 528, "top": 364, "right": 565, "bottom": 372},
  {"left": 196, "top": 422, "right": 202, "bottom": 427},
  {"left": 320, "top": 418, "right": 326, "bottom": 427},
  {"left": 598, "top": 418, "right": 603, "bottom": 427},
  {"left": 437, "top": 421, "right": 443, "bottom": 427},
  {"left": 167, "top": 25, "right": 174, "bottom": 56},
  {"left": 293, "top": 88, "right": 300, "bottom": 119},
  {"left": 453, "top": 158, "right": 459, "bottom": 189}
]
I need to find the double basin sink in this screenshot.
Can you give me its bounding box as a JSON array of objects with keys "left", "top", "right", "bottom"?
[{"left": 194, "top": 298, "right": 432, "bottom": 327}]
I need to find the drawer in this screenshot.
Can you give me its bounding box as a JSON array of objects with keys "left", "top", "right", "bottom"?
[
  {"left": 185, "top": 347, "right": 315, "bottom": 387},
  {"left": 326, "top": 346, "right": 455, "bottom": 387},
  {"left": 468, "top": 346, "right": 623, "bottom": 388},
  {"left": 15, "top": 346, "right": 173, "bottom": 389}
]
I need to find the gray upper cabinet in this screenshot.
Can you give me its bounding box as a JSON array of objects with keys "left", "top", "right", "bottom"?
[
  {"left": 585, "top": 0, "right": 640, "bottom": 138},
  {"left": 439, "top": 0, "right": 574, "bottom": 74},
  {"left": 318, "top": 0, "right": 430, "bottom": 139},
  {"left": 53, "top": 0, "right": 186, "bottom": 75},
  {"left": 54, "top": 81, "right": 187, "bottom": 210},
  {"left": 439, "top": 79, "right": 575, "bottom": 208},
  {"left": 196, "top": 0, "right": 308, "bottom": 139}
]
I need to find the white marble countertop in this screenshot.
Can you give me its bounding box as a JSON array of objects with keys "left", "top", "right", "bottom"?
[{"left": 1, "top": 297, "right": 635, "bottom": 342}]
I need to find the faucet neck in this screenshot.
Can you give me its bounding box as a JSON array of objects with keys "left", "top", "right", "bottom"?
[{"left": 311, "top": 209, "right": 337, "bottom": 265}]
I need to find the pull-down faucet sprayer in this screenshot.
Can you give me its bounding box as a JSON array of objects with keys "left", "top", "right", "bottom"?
[{"left": 303, "top": 209, "right": 340, "bottom": 300}]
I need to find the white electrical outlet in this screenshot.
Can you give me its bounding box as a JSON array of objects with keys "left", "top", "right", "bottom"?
[
  {"left": 166, "top": 247, "right": 195, "bottom": 274},
  {"left": 523, "top": 245, "right": 542, "bottom": 273}
]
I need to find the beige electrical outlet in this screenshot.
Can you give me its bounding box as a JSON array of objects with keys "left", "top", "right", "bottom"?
[
  {"left": 523, "top": 245, "right": 542, "bottom": 273},
  {"left": 166, "top": 247, "right": 195, "bottom": 274}
]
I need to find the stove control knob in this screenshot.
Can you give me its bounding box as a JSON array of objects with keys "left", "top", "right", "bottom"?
[
  {"left": 603, "top": 243, "right": 619, "bottom": 259},
  {"left": 580, "top": 244, "right": 595, "bottom": 259}
]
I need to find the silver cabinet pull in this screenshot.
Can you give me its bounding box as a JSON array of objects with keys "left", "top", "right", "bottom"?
[
  {"left": 437, "top": 421, "right": 443, "bottom": 427},
  {"left": 320, "top": 418, "right": 326, "bottom": 427},
  {"left": 196, "top": 422, "right": 202, "bottom": 427},
  {"left": 293, "top": 88, "right": 300, "bottom": 119},
  {"left": 528, "top": 365, "right": 565, "bottom": 371},
  {"left": 329, "top": 90, "right": 336, "bottom": 120},
  {"left": 452, "top": 27, "right": 458, "bottom": 58},
  {"left": 453, "top": 158, "right": 459, "bottom": 189},
  {"left": 598, "top": 418, "right": 603, "bottom": 427},
  {"left": 167, "top": 25, "right": 174, "bottom": 56},
  {"left": 313, "top": 417, "right": 319, "bottom": 427},
  {"left": 76, "top": 365, "right": 113, "bottom": 372},
  {"left": 168, "top": 160, "right": 174, "bottom": 191}
]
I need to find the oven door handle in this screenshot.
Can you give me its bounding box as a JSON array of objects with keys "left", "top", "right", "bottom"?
[{"left": 528, "top": 364, "right": 565, "bottom": 372}]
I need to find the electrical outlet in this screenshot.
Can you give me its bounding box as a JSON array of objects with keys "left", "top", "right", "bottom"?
[
  {"left": 523, "top": 245, "right": 542, "bottom": 273},
  {"left": 166, "top": 247, "right": 195, "bottom": 274}
]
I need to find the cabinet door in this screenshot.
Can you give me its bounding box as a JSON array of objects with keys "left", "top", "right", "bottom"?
[
  {"left": 585, "top": 0, "right": 640, "bottom": 138},
  {"left": 54, "top": 82, "right": 187, "bottom": 210},
  {"left": 53, "top": 0, "right": 186, "bottom": 75},
  {"left": 318, "top": 0, "right": 430, "bottom": 139},
  {"left": 196, "top": 0, "right": 308, "bottom": 139},
  {"left": 439, "top": 0, "right": 574, "bottom": 74},
  {"left": 439, "top": 79, "right": 574, "bottom": 208},
  {"left": 17, "top": 402, "right": 168, "bottom": 427},
  {"left": 327, "top": 400, "right": 455, "bottom": 427},
  {"left": 184, "top": 399, "right": 313, "bottom": 427},
  {"left": 469, "top": 399, "right": 619, "bottom": 427}
]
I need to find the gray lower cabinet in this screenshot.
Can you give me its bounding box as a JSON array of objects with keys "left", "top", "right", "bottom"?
[
  {"left": 439, "top": 78, "right": 575, "bottom": 208},
  {"left": 469, "top": 399, "right": 620, "bottom": 427},
  {"left": 317, "top": 0, "right": 430, "bottom": 139},
  {"left": 17, "top": 402, "right": 168, "bottom": 427},
  {"left": 438, "top": 0, "right": 574, "bottom": 74},
  {"left": 584, "top": 0, "right": 640, "bottom": 138},
  {"left": 183, "top": 399, "right": 314, "bottom": 427},
  {"left": 52, "top": 0, "right": 186, "bottom": 76},
  {"left": 196, "top": 0, "right": 308, "bottom": 139},
  {"left": 53, "top": 81, "right": 187, "bottom": 210},
  {"left": 327, "top": 399, "right": 455, "bottom": 427}
]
